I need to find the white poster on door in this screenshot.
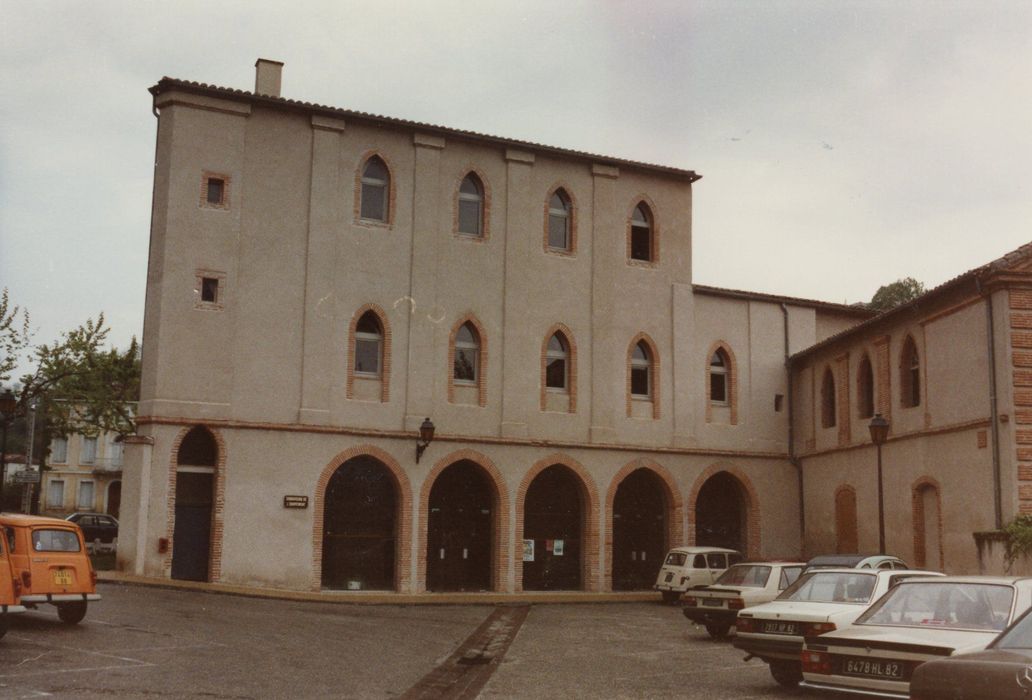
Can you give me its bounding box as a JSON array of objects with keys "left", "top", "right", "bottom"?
[{"left": 523, "top": 539, "right": 535, "bottom": 562}]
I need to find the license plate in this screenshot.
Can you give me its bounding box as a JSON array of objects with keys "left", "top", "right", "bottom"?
[
  {"left": 841, "top": 657, "right": 904, "bottom": 680},
  {"left": 762, "top": 621, "right": 799, "bottom": 635},
  {"left": 52, "top": 570, "right": 73, "bottom": 586},
  {"left": 702, "top": 598, "right": 723, "bottom": 607}
]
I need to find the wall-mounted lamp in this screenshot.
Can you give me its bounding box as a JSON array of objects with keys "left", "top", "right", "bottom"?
[{"left": 416, "top": 417, "right": 435, "bottom": 464}]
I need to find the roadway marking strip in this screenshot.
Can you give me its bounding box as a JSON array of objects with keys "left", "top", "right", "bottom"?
[{"left": 399, "top": 605, "right": 529, "bottom": 700}]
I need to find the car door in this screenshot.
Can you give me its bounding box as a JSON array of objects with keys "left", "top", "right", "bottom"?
[{"left": 706, "top": 553, "right": 727, "bottom": 584}]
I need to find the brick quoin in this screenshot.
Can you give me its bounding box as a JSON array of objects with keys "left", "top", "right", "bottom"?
[
  {"left": 417, "top": 449, "right": 510, "bottom": 593},
  {"left": 513, "top": 454, "right": 600, "bottom": 592},
  {"left": 1015, "top": 409, "right": 1032, "bottom": 425},
  {"left": 1018, "top": 465, "right": 1032, "bottom": 481},
  {"left": 1010, "top": 290, "right": 1032, "bottom": 310},
  {"left": 1011, "top": 313, "right": 1032, "bottom": 330},
  {"left": 1015, "top": 370, "right": 1032, "bottom": 387},
  {"left": 686, "top": 464, "right": 762, "bottom": 559},
  {"left": 310, "top": 445, "right": 412, "bottom": 593},
  {"left": 835, "top": 353, "right": 851, "bottom": 446},
  {"left": 604, "top": 459, "right": 683, "bottom": 592},
  {"left": 873, "top": 336, "right": 892, "bottom": 422},
  {"left": 1019, "top": 448, "right": 1032, "bottom": 462},
  {"left": 165, "top": 425, "right": 227, "bottom": 583},
  {"left": 1016, "top": 389, "right": 1032, "bottom": 407},
  {"left": 1014, "top": 350, "right": 1032, "bottom": 368},
  {"left": 1013, "top": 331, "right": 1032, "bottom": 349}
]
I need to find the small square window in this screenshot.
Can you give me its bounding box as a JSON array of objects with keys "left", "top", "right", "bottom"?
[
  {"left": 201, "top": 277, "right": 219, "bottom": 303},
  {"left": 206, "top": 178, "right": 225, "bottom": 205}
]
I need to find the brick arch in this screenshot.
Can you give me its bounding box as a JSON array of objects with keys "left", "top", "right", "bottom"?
[
  {"left": 514, "top": 454, "right": 600, "bottom": 592},
  {"left": 417, "top": 449, "right": 510, "bottom": 593},
  {"left": 543, "top": 182, "right": 579, "bottom": 255},
  {"left": 165, "top": 424, "right": 228, "bottom": 582},
  {"left": 626, "top": 193, "right": 660, "bottom": 264},
  {"left": 311, "top": 445, "right": 412, "bottom": 592},
  {"left": 448, "top": 313, "right": 488, "bottom": 407},
  {"left": 705, "top": 340, "right": 739, "bottom": 425},
  {"left": 346, "top": 303, "right": 392, "bottom": 402},
  {"left": 604, "top": 458, "right": 683, "bottom": 591},
  {"left": 911, "top": 475, "right": 944, "bottom": 570},
  {"left": 834, "top": 484, "right": 859, "bottom": 554},
  {"left": 686, "top": 463, "right": 761, "bottom": 559},
  {"left": 354, "top": 150, "right": 397, "bottom": 227},
  {"left": 452, "top": 166, "right": 493, "bottom": 241},
  {"left": 626, "top": 332, "right": 660, "bottom": 419},
  {"left": 540, "top": 323, "right": 578, "bottom": 413}
]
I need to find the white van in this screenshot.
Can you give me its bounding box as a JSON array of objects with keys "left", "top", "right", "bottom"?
[{"left": 654, "top": 546, "right": 742, "bottom": 603}]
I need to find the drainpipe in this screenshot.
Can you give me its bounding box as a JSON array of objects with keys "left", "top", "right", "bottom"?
[
  {"left": 978, "top": 278, "right": 1003, "bottom": 529},
  {"left": 782, "top": 303, "right": 805, "bottom": 551}
]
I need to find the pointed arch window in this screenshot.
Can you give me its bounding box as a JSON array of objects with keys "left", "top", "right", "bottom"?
[
  {"left": 630, "top": 341, "right": 652, "bottom": 398},
  {"left": 548, "top": 190, "right": 572, "bottom": 251},
  {"left": 629, "top": 203, "right": 653, "bottom": 262},
  {"left": 710, "top": 349, "right": 729, "bottom": 404},
  {"left": 857, "top": 354, "right": 874, "bottom": 419},
  {"left": 458, "top": 173, "right": 484, "bottom": 237},
  {"left": 360, "top": 156, "right": 390, "bottom": 222},
  {"left": 821, "top": 367, "right": 837, "bottom": 428},
  {"left": 354, "top": 311, "right": 383, "bottom": 377},
  {"left": 454, "top": 322, "right": 480, "bottom": 384},
  {"left": 901, "top": 336, "right": 921, "bottom": 408},
  {"left": 545, "top": 333, "right": 569, "bottom": 390}
]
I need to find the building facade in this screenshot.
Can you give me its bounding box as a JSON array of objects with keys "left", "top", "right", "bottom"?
[
  {"left": 119, "top": 59, "right": 1029, "bottom": 592},
  {"left": 44, "top": 430, "right": 123, "bottom": 518}
]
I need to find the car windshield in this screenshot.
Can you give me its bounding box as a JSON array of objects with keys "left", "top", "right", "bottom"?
[
  {"left": 32, "top": 529, "right": 81, "bottom": 552},
  {"left": 715, "top": 565, "right": 771, "bottom": 588},
  {"left": 665, "top": 552, "right": 687, "bottom": 566},
  {"left": 858, "top": 582, "right": 1012, "bottom": 632},
  {"left": 996, "top": 608, "right": 1032, "bottom": 650},
  {"left": 777, "top": 571, "right": 876, "bottom": 603}
]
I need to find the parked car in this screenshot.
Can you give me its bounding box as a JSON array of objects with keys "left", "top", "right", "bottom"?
[
  {"left": 0, "top": 526, "right": 26, "bottom": 639},
  {"left": 682, "top": 561, "right": 805, "bottom": 637},
  {"left": 803, "top": 553, "right": 909, "bottom": 572},
  {"left": 654, "top": 546, "right": 742, "bottom": 603},
  {"left": 64, "top": 512, "right": 119, "bottom": 553},
  {"left": 0, "top": 514, "right": 101, "bottom": 624},
  {"left": 733, "top": 568, "right": 943, "bottom": 688},
  {"left": 801, "top": 576, "right": 1032, "bottom": 698}
]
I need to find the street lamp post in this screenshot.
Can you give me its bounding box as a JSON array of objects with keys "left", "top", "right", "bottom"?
[
  {"left": 0, "top": 389, "right": 18, "bottom": 508},
  {"left": 868, "top": 414, "right": 890, "bottom": 554}
]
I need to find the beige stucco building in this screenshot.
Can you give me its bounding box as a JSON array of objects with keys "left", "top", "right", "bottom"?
[{"left": 118, "top": 59, "right": 1032, "bottom": 593}]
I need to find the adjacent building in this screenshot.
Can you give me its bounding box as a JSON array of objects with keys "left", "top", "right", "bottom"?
[
  {"left": 118, "top": 59, "right": 1031, "bottom": 592},
  {"left": 44, "top": 430, "right": 123, "bottom": 518}
]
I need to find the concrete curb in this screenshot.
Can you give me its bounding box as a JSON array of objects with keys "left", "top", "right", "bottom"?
[{"left": 96, "top": 570, "right": 661, "bottom": 606}]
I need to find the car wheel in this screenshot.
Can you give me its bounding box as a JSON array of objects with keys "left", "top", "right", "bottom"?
[
  {"left": 704, "top": 622, "right": 730, "bottom": 638},
  {"left": 661, "top": 591, "right": 680, "bottom": 604},
  {"left": 57, "top": 601, "right": 87, "bottom": 625},
  {"left": 769, "top": 660, "right": 802, "bottom": 688}
]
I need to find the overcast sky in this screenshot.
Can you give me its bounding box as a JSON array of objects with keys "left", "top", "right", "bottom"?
[{"left": 2, "top": 1, "right": 1029, "bottom": 379}]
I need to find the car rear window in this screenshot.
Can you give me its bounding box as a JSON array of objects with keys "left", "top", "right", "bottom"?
[
  {"left": 859, "top": 582, "right": 1013, "bottom": 631},
  {"left": 778, "top": 571, "right": 877, "bottom": 603},
  {"left": 715, "top": 564, "right": 771, "bottom": 588},
  {"left": 707, "top": 553, "right": 727, "bottom": 569},
  {"left": 32, "top": 529, "right": 81, "bottom": 552},
  {"left": 665, "top": 552, "right": 687, "bottom": 566}
]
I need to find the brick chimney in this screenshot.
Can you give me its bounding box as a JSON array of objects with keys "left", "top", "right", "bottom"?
[{"left": 254, "top": 59, "right": 284, "bottom": 97}]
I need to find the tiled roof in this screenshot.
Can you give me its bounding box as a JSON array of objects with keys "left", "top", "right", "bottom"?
[
  {"left": 150, "top": 78, "right": 702, "bottom": 182},
  {"left": 791, "top": 240, "right": 1032, "bottom": 361},
  {"left": 693, "top": 284, "right": 874, "bottom": 316}
]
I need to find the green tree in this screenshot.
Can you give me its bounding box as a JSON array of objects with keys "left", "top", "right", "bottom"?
[
  {"left": 0, "top": 288, "right": 31, "bottom": 386},
  {"left": 869, "top": 277, "right": 926, "bottom": 312}
]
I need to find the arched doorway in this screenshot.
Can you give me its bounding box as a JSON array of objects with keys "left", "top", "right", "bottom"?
[
  {"left": 427, "top": 460, "right": 495, "bottom": 592},
  {"left": 695, "top": 471, "right": 747, "bottom": 553},
  {"left": 321, "top": 456, "right": 398, "bottom": 590},
  {"left": 612, "top": 468, "right": 667, "bottom": 591},
  {"left": 171, "top": 426, "right": 216, "bottom": 582},
  {"left": 106, "top": 481, "right": 121, "bottom": 519},
  {"left": 523, "top": 465, "right": 583, "bottom": 591}
]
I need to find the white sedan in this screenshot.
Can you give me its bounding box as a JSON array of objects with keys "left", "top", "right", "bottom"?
[
  {"left": 733, "top": 567, "right": 943, "bottom": 688},
  {"left": 681, "top": 562, "right": 805, "bottom": 638},
  {"left": 801, "top": 576, "right": 1032, "bottom": 698}
]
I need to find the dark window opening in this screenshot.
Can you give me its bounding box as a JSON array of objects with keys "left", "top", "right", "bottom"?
[
  {"left": 206, "top": 178, "right": 225, "bottom": 205},
  {"left": 710, "top": 350, "right": 728, "bottom": 404},
  {"left": 354, "top": 311, "right": 383, "bottom": 376},
  {"left": 858, "top": 355, "right": 874, "bottom": 419},
  {"left": 458, "top": 174, "right": 484, "bottom": 237},
  {"left": 821, "top": 368, "right": 837, "bottom": 428},
  {"left": 631, "top": 341, "right": 651, "bottom": 398},
  {"left": 360, "top": 157, "right": 389, "bottom": 222},
  {"left": 454, "top": 323, "right": 479, "bottom": 383},
  {"left": 522, "top": 465, "right": 583, "bottom": 591},
  {"left": 201, "top": 277, "right": 219, "bottom": 303},
  {"left": 630, "top": 204, "right": 652, "bottom": 262},
  {"left": 548, "top": 191, "right": 571, "bottom": 250},
  {"left": 545, "top": 333, "right": 568, "bottom": 390},
  {"left": 612, "top": 468, "right": 667, "bottom": 591}
]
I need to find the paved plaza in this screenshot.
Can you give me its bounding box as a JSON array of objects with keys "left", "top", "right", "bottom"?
[{"left": 0, "top": 583, "right": 840, "bottom": 698}]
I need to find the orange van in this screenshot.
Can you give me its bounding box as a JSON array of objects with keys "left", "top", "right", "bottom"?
[
  {"left": 0, "top": 514, "right": 100, "bottom": 624},
  {"left": 0, "top": 523, "right": 26, "bottom": 638}
]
